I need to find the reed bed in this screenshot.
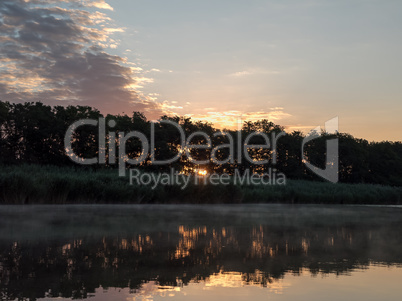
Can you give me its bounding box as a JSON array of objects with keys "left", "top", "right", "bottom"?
[{"left": 0, "top": 165, "right": 400, "bottom": 204}]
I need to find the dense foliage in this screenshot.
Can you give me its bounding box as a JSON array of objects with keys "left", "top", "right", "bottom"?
[{"left": 0, "top": 100, "right": 401, "bottom": 186}]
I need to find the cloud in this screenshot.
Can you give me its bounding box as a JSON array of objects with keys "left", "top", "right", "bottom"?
[
  {"left": 0, "top": 0, "right": 165, "bottom": 117},
  {"left": 103, "top": 27, "right": 125, "bottom": 33},
  {"left": 230, "top": 71, "right": 253, "bottom": 77},
  {"left": 229, "top": 68, "right": 282, "bottom": 77},
  {"left": 0, "top": 0, "right": 296, "bottom": 127},
  {"left": 161, "top": 101, "right": 183, "bottom": 111},
  {"left": 88, "top": 0, "right": 114, "bottom": 11},
  {"left": 186, "top": 108, "right": 291, "bottom": 130}
]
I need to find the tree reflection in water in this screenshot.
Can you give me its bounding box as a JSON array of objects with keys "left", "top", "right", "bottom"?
[{"left": 0, "top": 205, "right": 402, "bottom": 300}]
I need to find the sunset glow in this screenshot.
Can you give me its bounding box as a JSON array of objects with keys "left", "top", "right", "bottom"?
[{"left": 0, "top": 0, "right": 401, "bottom": 140}]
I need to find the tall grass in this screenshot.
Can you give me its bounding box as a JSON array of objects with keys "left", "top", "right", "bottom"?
[{"left": 0, "top": 165, "right": 401, "bottom": 204}]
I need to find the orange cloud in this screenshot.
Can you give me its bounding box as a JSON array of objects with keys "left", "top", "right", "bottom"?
[{"left": 184, "top": 108, "right": 291, "bottom": 130}]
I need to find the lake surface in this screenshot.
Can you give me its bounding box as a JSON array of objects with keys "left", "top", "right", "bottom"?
[{"left": 0, "top": 205, "right": 402, "bottom": 300}]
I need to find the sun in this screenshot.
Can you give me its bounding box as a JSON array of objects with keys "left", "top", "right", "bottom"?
[{"left": 197, "top": 169, "right": 208, "bottom": 176}]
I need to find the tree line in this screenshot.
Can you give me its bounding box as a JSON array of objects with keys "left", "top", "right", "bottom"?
[{"left": 0, "top": 101, "right": 401, "bottom": 186}]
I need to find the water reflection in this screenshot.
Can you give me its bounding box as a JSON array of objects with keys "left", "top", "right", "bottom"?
[{"left": 0, "top": 205, "right": 402, "bottom": 300}]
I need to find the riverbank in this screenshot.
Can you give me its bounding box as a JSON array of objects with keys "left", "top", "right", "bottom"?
[{"left": 0, "top": 165, "right": 401, "bottom": 205}]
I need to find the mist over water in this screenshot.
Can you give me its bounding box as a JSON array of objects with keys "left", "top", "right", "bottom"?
[{"left": 1, "top": 205, "right": 402, "bottom": 300}]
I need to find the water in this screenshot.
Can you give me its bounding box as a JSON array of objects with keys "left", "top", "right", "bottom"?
[{"left": 0, "top": 205, "right": 402, "bottom": 300}]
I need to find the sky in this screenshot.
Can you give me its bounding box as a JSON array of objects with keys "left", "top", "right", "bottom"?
[{"left": 0, "top": 0, "right": 401, "bottom": 141}]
